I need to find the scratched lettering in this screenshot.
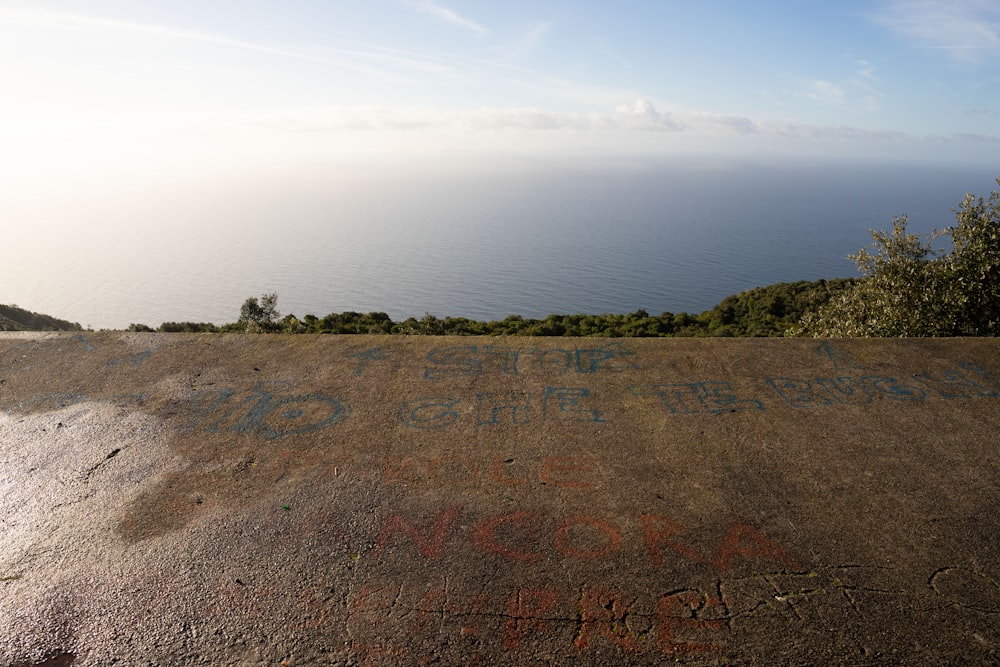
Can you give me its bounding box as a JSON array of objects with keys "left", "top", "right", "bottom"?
[{"left": 338, "top": 582, "right": 733, "bottom": 658}]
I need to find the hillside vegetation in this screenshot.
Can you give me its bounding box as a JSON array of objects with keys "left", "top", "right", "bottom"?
[
  {"left": 129, "top": 278, "right": 852, "bottom": 337},
  {"left": 15, "top": 284, "right": 854, "bottom": 337},
  {"left": 0, "top": 304, "right": 82, "bottom": 332}
]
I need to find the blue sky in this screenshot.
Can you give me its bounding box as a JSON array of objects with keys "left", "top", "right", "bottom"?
[{"left": 1, "top": 0, "right": 999, "bottom": 192}]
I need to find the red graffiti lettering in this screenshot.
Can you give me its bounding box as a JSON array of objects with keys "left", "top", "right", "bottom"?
[
  {"left": 373, "top": 505, "right": 461, "bottom": 559},
  {"left": 641, "top": 513, "right": 708, "bottom": 566},
  {"left": 553, "top": 515, "right": 623, "bottom": 559},
  {"left": 472, "top": 511, "right": 544, "bottom": 562},
  {"left": 540, "top": 456, "right": 597, "bottom": 488}
]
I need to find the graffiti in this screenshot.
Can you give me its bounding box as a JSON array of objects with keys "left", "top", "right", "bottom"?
[
  {"left": 398, "top": 387, "right": 605, "bottom": 428},
  {"left": 343, "top": 580, "right": 728, "bottom": 658},
  {"left": 349, "top": 347, "right": 387, "bottom": 376},
  {"left": 176, "top": 381, "right": 351, "bottom": 440},
  {"left": 629, "top": 381, "right": 764, "bottom": 415},
  {"left": 915, "top": 365, "right": 1000, "bottom": 399},
  {"left": 396, "top": 396, "right": 460, "bottom": 429},
  {"left": 767, "top": 363, "right": 998, "bottom": 409},
  {"left": 163, "top": 561, "right": 897, "bottom": 663},
  {"left": 371, "top": 505, "right": 799, "bottom": 570},
  {"left": 817, "top": 340, "right": 866, "bottom": 371},
  {"left": 625, "top": 362, "right": 997, "bottom": 416},
  {"left": 326, "top": 563, "right": 900, "bottom": 662},
  {"left": 335, "top": 568, "right": 893, "bottom": 660},
  {"left": 423, "top": 342, "right": 638, "bottom": 379}
]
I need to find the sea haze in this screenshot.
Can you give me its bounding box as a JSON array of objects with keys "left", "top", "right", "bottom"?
[{"left": 5, "top": 161, "right": 997, "bottom": 329}]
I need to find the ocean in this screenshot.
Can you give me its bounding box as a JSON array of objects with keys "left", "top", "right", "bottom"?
[{"left": 4, "top": 160, "right": 997, "bottom": 330}]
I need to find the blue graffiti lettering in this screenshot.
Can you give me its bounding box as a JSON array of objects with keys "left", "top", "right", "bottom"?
[
  {"left": 483, "top": 345, "right": 536, "bottom": 375},
  {"left": 815, "top": 377, "right": 872, "bottom": 405},
  {"left": 542, "top": 387, "right": 605, "bottom": 422},
  {"left": 349, "top": 347, "right": 388, "bottom": 376},
  {"left": 766, "top": 378, "right": 833, "bottom": 408},
  {"left": 477, "top": 391, "right": 531, "bottom": 425},
  {"left": 864, "top": 376, "right": 926, "bottom": 401},
  {"left": 424, "top": 346, "right": 482, "bottom": 379},
  {"left": 817, "top": 341, "right": 866, "bottom": 371},
  {"left": 913, "top": 368, "right": 999, "bottom": 399},
  {"left": 398, "top": 388, "right": 605, "bottom": 428},
  {"left": 398, "top": 397, "right": 461, "bottom": 429},
  {"left": 177, "top": 382, "right": 350, "bottom": 440},
  {"left": 423, "top": 343, "right": 638, "bottom": 379},
  {"left": 629, "top": 382, "right": 764, "bottom": 415},
  {"left": 768, "top": 374, "right": 925, "bottom": 407}
]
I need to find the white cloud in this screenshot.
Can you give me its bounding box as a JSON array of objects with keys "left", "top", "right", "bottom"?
[
  {"left": 688, "top": 113, "right": 758, "bottom": 135},
  {"left": 613, "top": 100, "right": 684, "bottom": 131},
  {"left": 874, "top": 0, "right": 1000, "bottom": 61},
  {"left": 8, "top": 98, "right": 996, "bottom": 183},
  {"left": 138, "top": 102, "right": 941, "bottom": 147},
  {"left": 403, "top": 0, "right": 489, "bottom": 36}
]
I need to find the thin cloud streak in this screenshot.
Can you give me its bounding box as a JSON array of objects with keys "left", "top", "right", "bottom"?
[
  {"left": 2, "top": 8, "right": 314, "bottom": 60},
  {"left": 0, "top": 7, "right": 401, "bottom": 79},
  {"left": 403, "top": 0, "right": 489, "bottom": 36},
  {"left": 0, "top": 6, "right": 648, "bottom": 124},
  {"left": 873, "top": 0, "right": 1000, "bottom": 60},
  {"left": 0, "top": 8, "right": 476, "bottom": 82}
]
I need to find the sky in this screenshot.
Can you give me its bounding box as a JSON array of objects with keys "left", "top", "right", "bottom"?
[
  {"left": 1, "top": 1, "right": 998, "bottom": 327},
  {"left": 2, "top": 0, "right": 999, "bottom": 194}
]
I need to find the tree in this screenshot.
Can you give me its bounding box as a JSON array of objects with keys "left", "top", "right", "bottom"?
[
  {"left": 947, "top": 185, "right": 1000, "bottom": 335},
  {"left": 794, "top": 179, "right": 1000, "bottom": 337},
  {"left": 238, "top": 293, "right": 280, "bottom": 333}
]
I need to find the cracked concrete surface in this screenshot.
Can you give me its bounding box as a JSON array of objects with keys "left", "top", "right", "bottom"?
[{"left": 1, "top": 333, "right": 999, "bottom": 665}]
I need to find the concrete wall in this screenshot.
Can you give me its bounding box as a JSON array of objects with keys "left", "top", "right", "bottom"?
[{"left": 1, "top": 333, "right": 998, "bottom": 665}]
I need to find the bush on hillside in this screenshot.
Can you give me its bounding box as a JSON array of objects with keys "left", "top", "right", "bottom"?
[{"left": 794, "top": 179, "right": 1000, "bottom": 337}]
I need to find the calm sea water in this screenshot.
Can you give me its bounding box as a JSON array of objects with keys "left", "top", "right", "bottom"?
[{"left": 5, "top": 161, "right": 997, "bottom": 329}]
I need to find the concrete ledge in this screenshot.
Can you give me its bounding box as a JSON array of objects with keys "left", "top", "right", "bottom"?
[{"left": 1, "top": 333, "right": 998, "bottom": 665}]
